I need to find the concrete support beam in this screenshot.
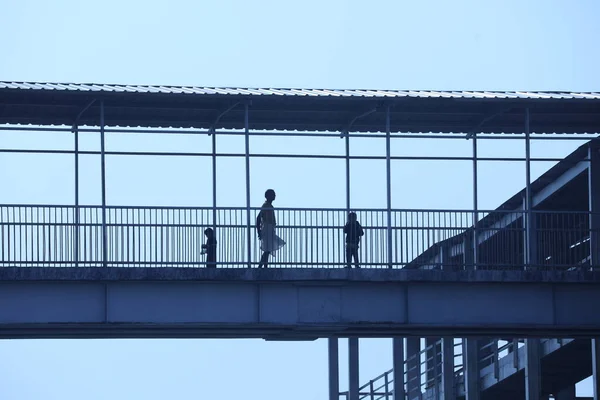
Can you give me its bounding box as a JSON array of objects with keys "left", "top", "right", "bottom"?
[
  {"left": 464, "top": 338, "right": 480, "bottom": 400},
  {"left": 525, "top": 339, "right": 542, "bottom": 400},
  {"left": 349, "top": 338, "right": 359, "bottom": 400},
  {"left": 393, "top": 337, "right": 406, "bottom": 400},
  {"left": 406, "top": 337, "right": 421, "bottom": 400},
  {"left": 441, "top": 337, "right": 456, "bottom": 400},
  {"left": 3, "top": 274, "right": 600, "bottom": 339},
  {"left": 328, "top": 338, "right": 339, "bottom": 400}
]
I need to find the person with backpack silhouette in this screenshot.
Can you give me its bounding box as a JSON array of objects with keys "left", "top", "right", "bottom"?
[{"left": 344, "top": 212, "right": 364, "bottom": 268}]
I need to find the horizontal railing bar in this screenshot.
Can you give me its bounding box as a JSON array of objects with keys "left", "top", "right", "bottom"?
[
  {"left": 0, "top": 147, "right": 583, "bottom": 163},
  {"left": 1, "top": 203, "right": 592, "bottom": 215}
]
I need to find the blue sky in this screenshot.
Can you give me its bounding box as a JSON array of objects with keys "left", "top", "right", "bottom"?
[{"left": 1, "top": 0, "right": 600, "bottom": 399}]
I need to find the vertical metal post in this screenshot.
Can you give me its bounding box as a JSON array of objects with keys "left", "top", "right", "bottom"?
[
  {"left": 525, "top": 338, "right": 541, "bottom": 400},
  {"left": 524, "top": 108, "right": 537, "bottom": 269},
  {"left": 212, "top": 129, "right": 217, "bottom": 232},
  {"left": 346, "top": 132, "right": 351, "bottom": 210},
  {"left": 244, "top": 103, "right": 252, "bottom": 268},
  {"left": 329, "top": 338, "right": 340, "bottom": 400},
  {"left": 512, "top": 339, "right": 520, "bottom": 370},
  {"left": 385, "top": 106, "right": 393, "bottom": 268},
  {"left": 589, "top": 144, "right": 600, "bottom": 269},
  {"left": 593, "top": 339, "right": 600, "bottom": 400},
  {"left": 100, "top": 101, "right": 108, "bottom": 268},
  {"left": 349, "top": 338, "right": 360, "bottom": 400},
  {"left": 393, "top": 337, "right": 406, "bottom": 400},
  {"left": 464, "top": 339, "right": 480, "bottom": 400},
  {"left": 471, "top": 134, "right": 478, "bottom": 269},
  {"left": 74, "top": 125, "right": 80, "bottom": 267},
  {"left": 441, "top": 338, "right": 455, "bottom": 400},
  {"left": 492, "top": 340, "right": 499, "bottom": 381}
]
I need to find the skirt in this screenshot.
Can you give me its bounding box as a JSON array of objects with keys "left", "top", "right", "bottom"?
[{"left": 260, "top": 224, "right": 286, "bottom": 252}]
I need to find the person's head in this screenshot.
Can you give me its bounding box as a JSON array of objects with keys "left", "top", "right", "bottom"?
[
  {"left": 265, "top": 189, "right": 276, "bottom": 202},
  {"left": 204, "top": 228, "right": 214, "bottom": 237},
  {"left": 348, "top": 212, "right": 357, "bottom": 222}
]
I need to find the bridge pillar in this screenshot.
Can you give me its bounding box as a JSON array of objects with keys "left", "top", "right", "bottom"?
[
  {"left": 555, "top": 385, "right": 576, "bottom": 400},
  {"left": 349, "top": 338, "right": 360, "bottom": 400},
  {"left": 525, "top": 339, "right": 542, "bottom": 400},
  {"left": 393, "top": 337, "right": 406, "bottom": 400},
  {"left": 425, "top": 337, "right": 441, "bottom": 392},
  {"left": 593, "top": 338, "right": 600, "bottom": 400},
  {"left": 441, "top": 338, "right": 456, "bottom": 400},
  {"left": 464, "top": 338, "right": 480, "bottom": 400},
  {"left": 406, "top": 337, "right": 421, "bottom": 400},
  {"left": 588, "top": 144, "right": 600, "bottom": 269},
  {"left": 328, "top": 338, "right": 339, "bottom": 400}
]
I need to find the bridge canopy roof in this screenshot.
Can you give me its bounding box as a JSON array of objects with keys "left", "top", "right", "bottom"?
[{"left": 1, "top": 81, "right": 600, "bottom": 134}]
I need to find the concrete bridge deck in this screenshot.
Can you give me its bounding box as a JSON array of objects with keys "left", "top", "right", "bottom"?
[{"left": 2, "top": 268, "right": 600, "bottom": 340}]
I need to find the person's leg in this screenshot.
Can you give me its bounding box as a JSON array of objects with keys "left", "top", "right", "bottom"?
[
  {"left": 206, "top": 251, "right": 216, "bottom": 268},
  {"left": 259, "top": 251, "right": 270, "bottom": 268},
  {"left": 352, "top": 247, "right": 360, "bottom": 268},
  {"left": 345, "top": 246, "right": 352, "bottom": 268}
]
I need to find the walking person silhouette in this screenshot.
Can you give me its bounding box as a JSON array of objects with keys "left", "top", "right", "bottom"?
[{"left": 256, "top": 189, "right": 286, "bottom": 268}]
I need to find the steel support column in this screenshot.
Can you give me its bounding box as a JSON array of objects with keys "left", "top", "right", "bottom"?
[
  {"left": 385, "top": 106, "right": 393, "bottom": 268},
  {"left": 73, "top": 125, "right": 80, "bottom": 267},
  {"left": 525, "top": 338, "right": 541, "bottom": 400},
  {"left": 99, "top": 101, "right": 108, "bottom": 268},
  {"left": 328, "top": 338, "right": 339, "bottom": 400},
  {"left": 425, "top": 338, "right": 440, "bottom": 393},
  {"left": 555, "top": 385, "right": 576, "bottom": 400},
  {"left": 393, "top": 337, "right": 406, "bottom": 400},
  {"left": 349, "top": 338, "right": 360, "bottom": 400},
  {"left": 212, "top": 127, "right": 217, "bottom": 233},
  {"left": 441, "top": 338, "right": 455, "bottom": 400},
  {"left": 463, "top": 228, "right": 474, "bottom": 271},
  {"left": 471, "top": 134, "right": 478, "bottom": 269},
  {"left": 524, "top": 108, "right": 537, "bottom": 269},
  {"left": 244, "top": 104, "right": 252, "bottom": 268},
  {"left": 593, "top": 339, "right": 600, "bottom": 400},
  {"left": 71, "top": 99, "right": 96, "bottom": 268},
  {"left": 464, "top": 338, "right": 480, "bottom": 400},
  {"left": 406, "top": 337, "right": 420, "bottom": 399},
  {"left": 346, "top": 133, "right": 351, "bottom": 210},
  {"left": 589, "top": 143, "right": 600, "bottom": 269}
]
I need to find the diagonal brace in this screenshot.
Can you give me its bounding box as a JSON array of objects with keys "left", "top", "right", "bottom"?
[
  {"left": 466, "top": 107, "right": 512, "bottom": 139},
  {"left": 340, "top": 106, "right": 379, "bottom": 138}
]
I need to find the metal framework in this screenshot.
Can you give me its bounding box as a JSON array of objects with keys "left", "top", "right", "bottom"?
[
  {"left": 3, "top": 82, "right": 600, "bottom": 400},
  {"left": 1, "top": 83, "right": 600, "bottom": 269},
  {"left": 0, "top": 83, "right": 600, "bottom": 269}
]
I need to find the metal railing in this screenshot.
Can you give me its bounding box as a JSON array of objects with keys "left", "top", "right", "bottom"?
[
  {"left": 339, "top": 339, "right": 462, "bottom": 400},
  {"left": 0, "top": 205, "right": 593, "bottom": 268},
  {"left": 355, "top": 338, "right": 570, "bottom": 400}
]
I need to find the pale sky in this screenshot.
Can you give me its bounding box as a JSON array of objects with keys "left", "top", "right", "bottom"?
[{"left": 1, "top": 0, "right": 599, "bottom": 399}]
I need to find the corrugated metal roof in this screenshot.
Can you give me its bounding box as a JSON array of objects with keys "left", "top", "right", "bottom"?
[
  {"left": 1, "top": 81, "right": 600, "bottom": 99},
  {"left": 1, "top": 81, "right": 600, "bottom": 134}
]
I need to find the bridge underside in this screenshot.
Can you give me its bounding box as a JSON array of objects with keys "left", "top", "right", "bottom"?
[{"left": 2, "top": 268, "right": 600, "bottom": 339}]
